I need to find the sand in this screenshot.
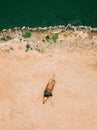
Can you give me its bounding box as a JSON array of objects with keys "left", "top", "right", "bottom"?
[{"left": 0, "top": 29, "right": 97, "bottom": 130}]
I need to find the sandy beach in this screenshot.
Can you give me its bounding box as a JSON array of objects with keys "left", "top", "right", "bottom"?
[{"left": 0, "top": 27, "right": 97, "bottom": 130}]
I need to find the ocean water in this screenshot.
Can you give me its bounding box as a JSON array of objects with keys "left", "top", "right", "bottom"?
[{"left": 0, "top": 0, "right": 97, "bottom": 29}]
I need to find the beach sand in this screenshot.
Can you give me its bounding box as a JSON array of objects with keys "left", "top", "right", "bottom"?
[{"left": 0, "top": 29, "right": 97, "bottom": 130}]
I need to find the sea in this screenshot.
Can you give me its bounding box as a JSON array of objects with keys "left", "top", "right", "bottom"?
[{"left": 0, "top": 0, "right": 97, "bottom": 30}]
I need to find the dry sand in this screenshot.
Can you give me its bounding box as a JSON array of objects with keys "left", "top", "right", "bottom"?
[{"left": 0, "top": 30, "right": 97, "bottom": 130}]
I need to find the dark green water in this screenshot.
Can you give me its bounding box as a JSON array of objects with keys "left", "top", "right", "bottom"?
[{"left": 0, "top": 0, "right": 97, "bottom": 29}]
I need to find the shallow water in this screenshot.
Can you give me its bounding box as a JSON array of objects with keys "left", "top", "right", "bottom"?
[{"left": 0, "top": 0, "right": 97, "bottom": 29}]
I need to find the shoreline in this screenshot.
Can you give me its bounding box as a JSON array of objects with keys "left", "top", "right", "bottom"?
[
  {"left": 1, "top": 24, "right": 97, "bottom": 33},
  {"left": 0, "top": 24, "right": 97, "bottom": 50},
  {"left": 0, "top": 23, "right": 97, "bottom": 55}
]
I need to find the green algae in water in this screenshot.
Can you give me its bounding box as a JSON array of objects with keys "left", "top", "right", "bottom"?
[
  {"left": 52, "top": 33, "right": 58, "bottom": 43},
  {"left": 22, "top": 32, "right": 31, "bottom": 38}
]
